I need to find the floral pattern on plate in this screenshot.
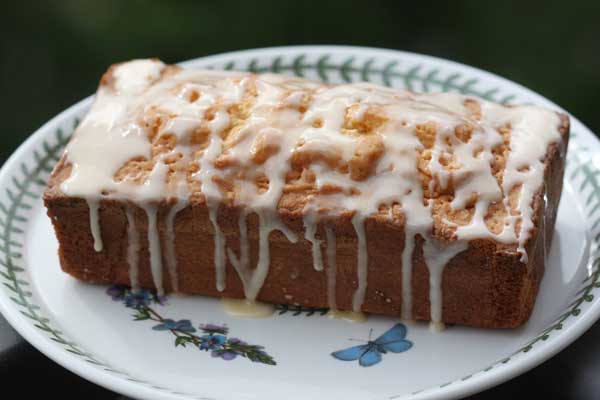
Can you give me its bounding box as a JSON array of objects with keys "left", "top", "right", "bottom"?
[{"left": 107, "top": 285, "right": 276, "bottom": 365}]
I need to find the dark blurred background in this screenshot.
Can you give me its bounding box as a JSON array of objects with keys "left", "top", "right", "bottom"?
[
  {"left": 3, "top": 0, "right": 600, "bottom": 163},
  {"left": 2, "top": 1, "right": 600, "bottom": 398}
]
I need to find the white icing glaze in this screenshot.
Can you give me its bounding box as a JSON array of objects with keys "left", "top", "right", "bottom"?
[
  {"left": 400, "top": 227, "right": 416, "bottom": 320},
  {"left": 196, "top": 108, "right": 233, "bottom": 292},
  {"left": 303, "top": 208, "right": 324, "bottom": 271},
  {"left": 87, "top": 198, "right": 102, "bottom": 252},
  {"left": 227, "top": 211, "right": 250, "bottom": 294},
  {"left": 252, "top": 212, "right": 296, "bottom": 301},
  {"left": 325, "top": 225, "right": 337, "bottom": 310},
  {"left": 208, "top": 205, "right": 226, "bottom": 292},
  {"left": 492, "top": 106, "right": 560, "bottom": 262},
  {"left": 142, "top": 203, "right": 164, "bottom": 296},
  {"left": 113, "top": 59, "right": 165, "bottom": 93},
  {"left": 423, "top": 238, "right": 469, "bottom": 327},
  {"left": 351, "top": 214, "right": 368, "bottom": 312},
  {"left": 164, "top": 199, "right": 185, "bottom": 293},
  {"left": 125, "top": 205, "right": 140, "bottom": 292},
  {"left": 429, "top": 321, "right": 446, "bottom": 333},
  {"left": 227, "top": 210, "right": 296, "bottom": 301},
  {"left": 59, "top": 59, "right": 563, "bottom": 325}
]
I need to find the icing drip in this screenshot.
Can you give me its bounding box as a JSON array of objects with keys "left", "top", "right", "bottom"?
[
  {"left": 228, "top": 211, "right": 297, "bottom": 301},
  {"left": 423, "top": 238, "right": 468, "bottom": 328},
  {"left": 253, "top": 212, "right": 297, "bottom": 301},
  {"left": 227, "top": 210, "right": 250, "bottom": 290},
  {"left": 58, "top": 59, "right": 564, "bottom": 326},
  {"left": 253, "top": 214, "right": 272, "bottom": 302},
  {"left": 351, "top": 214, "right": 368, "bottom": 312},
  {"left": 401, "top": 228, "right": 416, "bottom": 321},
  {"left": 142, "top": 204, "right": 164, "bottom": 296},
  {"left": 164, "top": 200, "right": 185, "bottom": 293},
  {"left": 87, "top": 198, "right": 103, "bottom": 252},
  {"left": 227, "top": 211, "right": 270, "bottom": 301},
  {"left": 325, "top": 225, "right": 337, "bottom": 310},
  {"left": 125, "top": 205, "right": 140, "bottom": 292},
  {"left": 543, "top": 186, "right": 548, "bottom": 260},
  {"left": 208, "top": 205, "right": 226, "bottom": 292},
  {"left": 196, "top": 109, "right": 232, "bottom": 292},
  {"left": 429, "top": 320, "right": 446, "bottom": 333},
  {"left": 303, "top": 209, "right": 324, "bottom": 271}
]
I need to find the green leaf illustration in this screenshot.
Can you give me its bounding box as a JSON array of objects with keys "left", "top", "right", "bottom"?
[
  {"left": 133, "top": 309, "right": 151, "bottom": 321},
  {"left": 175, "top": 336, "right": 192, "bottom": 347}
]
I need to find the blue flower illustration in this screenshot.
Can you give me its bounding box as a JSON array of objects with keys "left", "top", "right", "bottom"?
[
  {"left": 227, "top": 338, "right": 247, "bottom": 346},
  {"left": 211, "top": 349, "right": 239, "bottom": 360},
  {"left": 152, "top": 319, "right": 196, "bottom": 333},
  {"left": 155, "top": 294, "right": 168, "bottom": 306},
  {"left": 199, "top": 324, "right": 229, "bottom": 335},
  {"left": 106, "top": 285, "right": 166, "bottom": 307},
  {"left": 124, "top": 290, "right": 152, "bottom": 308},
  {"left": 199, "top": 334, "right": 227, "bottom": 351},
  {"left": 106, "top": 285, "right": 126, "bottom": 301}
]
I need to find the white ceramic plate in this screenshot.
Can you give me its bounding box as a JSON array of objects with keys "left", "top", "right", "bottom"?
[{"left": 0, "top": 46, "right": 599, "bottom": 400}]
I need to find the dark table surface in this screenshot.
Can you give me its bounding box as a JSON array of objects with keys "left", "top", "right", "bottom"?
[{"left": 2, "top": 1, "right": 600, "bottom": 398}]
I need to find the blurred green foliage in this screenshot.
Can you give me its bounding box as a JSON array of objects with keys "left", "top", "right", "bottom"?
[{"left": 2, "top": 0, "right": 599, "bottom": 161}]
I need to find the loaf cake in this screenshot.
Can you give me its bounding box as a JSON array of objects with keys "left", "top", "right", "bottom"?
[{"left": 44, "top": 59, "right": 569, "bottom": 329}]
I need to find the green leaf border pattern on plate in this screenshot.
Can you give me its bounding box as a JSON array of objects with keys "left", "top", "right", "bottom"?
[
  {"left": 217, "top": 54, "right": 516, "bottom": 104},
  {"left": 275, "top": 304, "right": 329, "bottom": 316},
  {"left": 0, "top": 51, "right": 597, "bottom": 398},
  {"left": 0, "top": 121, "right": 213, "bottom": 399}
]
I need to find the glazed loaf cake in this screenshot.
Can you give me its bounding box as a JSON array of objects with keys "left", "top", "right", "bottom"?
[{"left": 44, "top": 59, "right": 569, "bottom": 329}]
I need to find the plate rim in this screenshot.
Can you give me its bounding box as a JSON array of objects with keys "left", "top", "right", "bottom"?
[{"left": 0, "top": 45, "right": 598, "bottom": 400}]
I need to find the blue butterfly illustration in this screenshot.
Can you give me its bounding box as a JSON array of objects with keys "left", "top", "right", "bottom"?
[{"left": 331, "top": 323, "right": 412, "bottom": 367}]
